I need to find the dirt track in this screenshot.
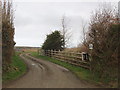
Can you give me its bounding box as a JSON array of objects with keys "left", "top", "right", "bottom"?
[{"left": 3, "top": 54, "right": 99, "bottom": 88}]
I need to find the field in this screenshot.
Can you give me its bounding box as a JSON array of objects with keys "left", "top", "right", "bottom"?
[{"left": 15, "top": 46, "right": 40, "bottom": 53}]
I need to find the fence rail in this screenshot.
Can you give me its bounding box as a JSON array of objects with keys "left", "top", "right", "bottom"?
[{"left": 40, "top": 50, "right": 90, "bottom": 70}]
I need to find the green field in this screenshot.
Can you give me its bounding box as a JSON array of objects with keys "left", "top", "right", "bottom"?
[{"left": 3, "top": 52, "right": 27, "bottom": 83}]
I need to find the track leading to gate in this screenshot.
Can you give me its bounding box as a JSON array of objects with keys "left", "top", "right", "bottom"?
[{"left": 4, "top": 54, "right": 98, "bottom": 88}]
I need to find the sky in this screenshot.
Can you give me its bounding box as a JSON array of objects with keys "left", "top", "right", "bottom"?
[{"left": 13, "top": 0, "right": 119, "bottom": 47}]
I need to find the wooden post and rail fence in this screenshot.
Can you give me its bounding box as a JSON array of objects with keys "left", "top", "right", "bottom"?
[{"left": 39, "top": 49, "right": 91, "bottom": 70}]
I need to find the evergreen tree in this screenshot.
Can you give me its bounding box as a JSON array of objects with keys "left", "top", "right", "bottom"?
[{"left": 42, "top": 31, "right": 64, "bottom": 51}]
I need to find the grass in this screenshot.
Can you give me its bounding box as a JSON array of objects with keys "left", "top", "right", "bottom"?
[
  {"left": 3, "top": 52, "right": 27, "bottom": 83},
  {"left": 30, "top": 52, "right": 104, "bottom": 87}
]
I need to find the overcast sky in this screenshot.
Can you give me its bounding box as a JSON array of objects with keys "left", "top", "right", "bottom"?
[{"left": 13, "top": 0, "right": 118, "bottom": 47}]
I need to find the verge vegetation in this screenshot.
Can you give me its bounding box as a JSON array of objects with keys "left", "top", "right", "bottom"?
[
  {"left": 3, "top": 52, "right": 27, "bottom": 83},
  {"left": 2, "top": 0, "right": 16, "bottom": 72}
]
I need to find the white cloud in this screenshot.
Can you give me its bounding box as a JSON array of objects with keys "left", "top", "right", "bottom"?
[
  {"left": 13, "top": 2, "right": 118, "bottom": 47},
  {"left": 13, "top": 0, "right": 119, "bottom": 2}
]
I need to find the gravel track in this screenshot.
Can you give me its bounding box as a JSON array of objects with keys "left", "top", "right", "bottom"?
[{"left": 3, "top": 54, "right": 98, "bottom": 88}]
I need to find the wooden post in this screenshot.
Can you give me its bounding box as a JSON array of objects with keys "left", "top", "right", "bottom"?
[
  {"left": 51, "top": 50, "right": 53, "bottom": 57},
  {"left": 48, "top": 50, "right": 50, "bottom": 57},
  {"left": 53, "top": 50, "right": 54, "bottom": 58}
]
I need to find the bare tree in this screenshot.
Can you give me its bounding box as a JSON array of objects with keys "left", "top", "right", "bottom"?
[
  {"left": 80, "top": 18, "right": 88, "bottom": 45},
  {"left": 0, "top": 1, "right": 1, "bottom": 33},
  {"left": 61, "top": 15, "right": 72, "bottom": 49},
  {"left": 87, "top": 3, "right": 119, "bottom": 83},
  {"left": 77, "top": 19, "right": 89, "bottom": 53},
  {"left": 2, "top": 0, "right": 15, "bottom": 72},
  {"left": 0, "top": 2, "right": 2, "bottom": 88}
]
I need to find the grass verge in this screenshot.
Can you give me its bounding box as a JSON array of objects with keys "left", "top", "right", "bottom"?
[
  {"left": 3, "top": 52, "right": 27, "bottom": 83},
  {"left": 30, "top": 52, "right": 106, "bottom": 87}
]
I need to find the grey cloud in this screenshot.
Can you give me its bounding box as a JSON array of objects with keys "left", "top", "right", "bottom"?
[{"left": 13, "top": 2, "right": 106, "bottom": 47}]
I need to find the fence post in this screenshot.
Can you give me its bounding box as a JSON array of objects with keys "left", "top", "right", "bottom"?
[
  {"left": 52, "top": 50, "right": 54, "bottom": 58},
  {"left": 48, "top": 50, "right": 50, "bottom": 57},
  {"left": 51, "top": 50, "right": 53, "bottom": 57},
  {"left": 46, "top": 50, "right": 47, "bottom": 56},
  {"left": 47, "top": 50, "right": 49, "bottom": 56}
]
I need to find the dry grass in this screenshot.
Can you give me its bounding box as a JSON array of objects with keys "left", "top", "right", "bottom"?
[
  {"left": 64, "top": 45, "right": 88, "bottom": 53},
  {"left": 15, "top": 47, "right": 39, "bottom": 53}
]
